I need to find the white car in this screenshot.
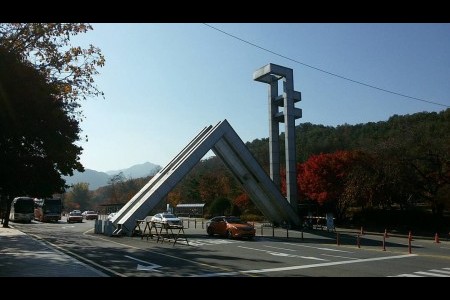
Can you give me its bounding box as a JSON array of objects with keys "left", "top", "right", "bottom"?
[
  {"left": 150, "top": 213, "right": 182, "bottom": 228},
  {"left": 107, "top": 212, "right": 117, "bottom": 221}
]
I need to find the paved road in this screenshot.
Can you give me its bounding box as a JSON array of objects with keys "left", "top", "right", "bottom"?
[{"left": 10, "top": 218, "right": 450, "bottom": 277}]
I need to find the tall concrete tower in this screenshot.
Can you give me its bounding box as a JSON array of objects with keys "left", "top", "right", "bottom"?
[{"left": 253, "top": 63, "right": 302, "bottom": 213}]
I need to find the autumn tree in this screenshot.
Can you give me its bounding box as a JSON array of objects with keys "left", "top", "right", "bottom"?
[
  {"left": 0, "top": 48, "right": 82, "bottom": 226},
  {"left": 0, "top": 23, "right": 104, "bottom": 227},
  {"left": 0, "top": 23, "right": 105, "bottom": 120},
  {"left": 107, "top": 172, "right": 125, "bottom": 204},
  {"left": 64, "top": 182, "right": 91, "bottom": 211},
  {"left": 297, "top": 150, "right": 365, "bottom": 221}
]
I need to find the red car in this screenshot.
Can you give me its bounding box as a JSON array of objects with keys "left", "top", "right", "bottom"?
[{"left": 206, "top": 216, "right": 255, "bottom": 239}]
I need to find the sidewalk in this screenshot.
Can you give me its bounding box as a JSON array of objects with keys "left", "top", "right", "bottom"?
[{"left": 0, "top": 226, "right": 107, "bottom": 277}]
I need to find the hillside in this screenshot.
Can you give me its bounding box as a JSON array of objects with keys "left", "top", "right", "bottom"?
[{"left": 64, "top": 161, "right": 161, "bottom": 190}]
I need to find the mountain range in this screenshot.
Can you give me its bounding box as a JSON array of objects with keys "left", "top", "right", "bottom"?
[{"left": 63, "top": 162, "right": 161, "bottom": 190}]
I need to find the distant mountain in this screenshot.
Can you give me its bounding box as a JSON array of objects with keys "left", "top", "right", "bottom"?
[
  {"left": 64, "top": 162, "right": 162, "bottom": 190},
  {"left": 106, "top": 162, "right": 161, "bottom": 179},
  {"left": 64, "top": 169, "right": 110, "bottom": 190}
]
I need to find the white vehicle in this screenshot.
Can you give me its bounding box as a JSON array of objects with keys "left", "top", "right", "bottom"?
[
  {"left": 107, "top": 212, "right": 117, "bottom": 221},
  {"left": 150, "top": 213, "right": 182, "bottom": 228}
]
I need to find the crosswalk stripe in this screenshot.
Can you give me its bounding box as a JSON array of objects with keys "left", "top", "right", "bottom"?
[
  {"left": 414, "top": 271, "right": 449, "bottom": 277},
  {"left": 390, "top": 267, "right": 450, "bottom": 277},
  {"left": 428, "top": 269, "right": 450, "bottom": 275}
]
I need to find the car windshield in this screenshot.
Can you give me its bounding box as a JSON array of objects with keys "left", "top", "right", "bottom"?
[
  {"left": 70, "top": 212, "right": 82, "bottom": 216},
  {"left": 162, "top": 214, "right": 176, "bottom": 219},
  {"left": 225, "top": 217, "right": 246, "bottom": 224}
]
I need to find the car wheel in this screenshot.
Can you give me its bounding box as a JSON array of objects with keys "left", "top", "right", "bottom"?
[
  {"left": 226, "top": 230, "right": 233, "bottom": 239},
  {"left": 207, "top": 227, "right": 213, "bottom": 236}
]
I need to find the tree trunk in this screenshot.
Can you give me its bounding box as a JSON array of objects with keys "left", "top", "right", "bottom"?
[{"left": 2, "top": 195, "right": 12, "bottom": 228}]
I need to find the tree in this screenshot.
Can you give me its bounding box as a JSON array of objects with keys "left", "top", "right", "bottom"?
[
  {"left": 107, "top": 172, "right": 125, "bottom": 204},
  {"left": 0, "top": 23, "right": 105, "bottom": 121},
  {"left": 64, "top": 182, "right": 91, "bottom": 211},
  {"left": 296, "top": 151, "right": 365, "bottom": 221},
  {"left": 0, "top": 24, "right": 104, "bottom": 227},
  {"left": 0, "top": 47, "right": 83, "bottom": 227},
  {"left": 209, "top": 197, "right": 231, "bottom": 216}
]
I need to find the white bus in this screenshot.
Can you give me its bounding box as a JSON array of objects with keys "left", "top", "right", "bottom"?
[{"left": 10, "top": 197, "right": 35, "bottom": 223}]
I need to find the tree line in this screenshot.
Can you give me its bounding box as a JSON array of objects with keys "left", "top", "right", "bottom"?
[{"left": 64, "top": 109, "right": 449, "bottom": 228}]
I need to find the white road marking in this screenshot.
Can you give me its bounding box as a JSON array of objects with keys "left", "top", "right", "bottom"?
[
  {"left": 390, "top": 267, "right": 450, "bottom": 277},
  {"left": 427, "top": 269, "right": 450, "bottom": 275},
  {"left": 176, "top": 239, "right": 240, "bottom": 247},
  {"left": 320, "top": 254, "right": 358, "bottom": 260},
  {"left": 414, "top": 271, "right": 449, "bottom": 277},
  {"left": 61, "top": 226, "right": 75, "bottom": 229},
  {"left": 29, "top": 234, "right": 113, "bottom": 277},
  {"left": 125, "top": 255, "right": 162, "bottom": 272},
  {"left": 194, "top": 254, "right": 417, "bottom": 277},
  {"left": 238, "top": 246, "right": 327, "bottom": 260},
  {"left": 264, "top": 245, "right": 298, "bottom": 252},
  {"left": 264, "top": 245, "right": 357, "bottom": 260},
  {"left": 90, "top": 234, "right": 239, "bottom": 275},
  {"left": 284, "top": 242, "right": 354, "bottom": 253}
]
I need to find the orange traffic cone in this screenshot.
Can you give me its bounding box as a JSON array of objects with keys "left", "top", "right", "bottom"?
[{"left": 434, "top": 233, "right": 440, "bottom": 243}]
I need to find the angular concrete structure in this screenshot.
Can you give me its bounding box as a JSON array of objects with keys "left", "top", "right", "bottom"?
[
  {"left": 253, "top": 63, "right": 302, "bottom": 214},
  {"left": 110, "top": 119, "right": 300, "bottom": 236}
]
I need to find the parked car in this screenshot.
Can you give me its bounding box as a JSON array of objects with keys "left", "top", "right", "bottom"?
[
  {"left": 206, "top": 216, "right": 255, "bottom": 239},
  {"left": 150, "top": 213, "right": 182, "bottom": 228},
  {"left": 84, "top": 211, "right": 98, "bottom": 220},
  {"left": 107, "top": 212, "right": 117, "bottom": 221},
  {"left": 67, "top": 211, "right": 83, "bottom": 223}
]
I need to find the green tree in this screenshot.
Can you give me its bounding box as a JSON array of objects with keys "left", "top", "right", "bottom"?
[
  {"left": 0, "top": 23, "right": 104, "bottom": 226},
  {"left": 0, "top": 48, "right": 83, "bottom": 227},
  {"left": 64, "top": 182, "right": 91, "bottom": 211},
  {"left": 209, "top": 197, "right": 231, "bottom": 216}
]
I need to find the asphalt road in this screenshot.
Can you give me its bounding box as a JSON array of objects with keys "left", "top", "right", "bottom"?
[{"left": 11, "top": 217, "right": 450, "bottom": 277}]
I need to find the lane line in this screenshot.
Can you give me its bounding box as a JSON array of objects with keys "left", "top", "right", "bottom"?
[
  {"left": 320, "top": 254, "right": 359, "bottom": 260},
  {"left": 87, "top": 233, "right": 248, "bottom": 276},
  {"left": 195, "top": 253, "right": 417, "bottom": 276},
  {"left": 284, "top": 242, "right": 354, "bottom": 253},
  {"left": 238, "top": 245, "right": 327, "bottom": 261},
  {"left": 264, "top": 245, "right": 298, "bottom": 252},
  {"left": 29, "top": 233, "right": 116, "bottom": 277}
]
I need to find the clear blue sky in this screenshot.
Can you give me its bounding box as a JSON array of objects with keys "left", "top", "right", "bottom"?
[{"left": 73, "top": 23, "right": 450, "bottom": 172}]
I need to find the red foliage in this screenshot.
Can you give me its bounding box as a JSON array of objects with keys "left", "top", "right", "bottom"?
[
  {"left": 233, "top": 193, "right": 251, "bottom": 209},
  {"left": 298, "top": 151, "right": 361, "bottom": 205}
]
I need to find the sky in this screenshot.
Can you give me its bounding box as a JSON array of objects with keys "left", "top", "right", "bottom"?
[{"left": 72, "top": 23, "right": 450, "bottom": 172}]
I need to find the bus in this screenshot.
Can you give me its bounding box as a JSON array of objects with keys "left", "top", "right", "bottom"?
[
  {"left": 34, "top": 198, "right": 62, "bottom": 222},
  {"left": 10, "top": 197, "right": 35, "bottom": 223}
]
